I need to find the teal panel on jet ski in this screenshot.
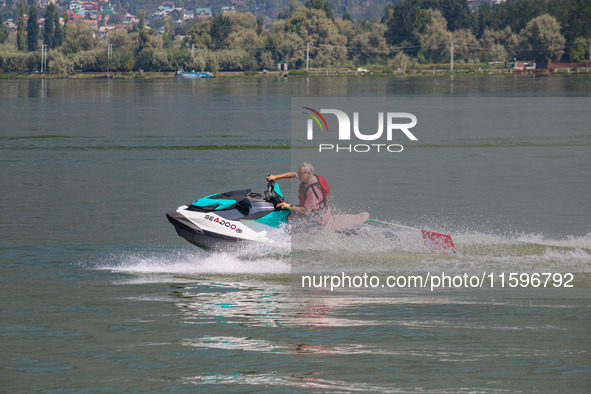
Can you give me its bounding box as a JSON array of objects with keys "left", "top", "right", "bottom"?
[
  {"left": 255, "top": 210, "right": 290, "bottom": 228},
  {"left": 273, "top": 183, "right": 284, "bottom": 198},
  {"left": 192, "top": 194, "right": 236, "bottom": 210}
]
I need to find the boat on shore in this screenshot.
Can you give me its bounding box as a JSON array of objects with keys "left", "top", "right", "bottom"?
[{"left": 176, "top": 69, "right": 214, "bottom": 79}]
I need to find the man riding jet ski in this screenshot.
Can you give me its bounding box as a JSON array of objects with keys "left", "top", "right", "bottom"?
[
  {"left": 268, "top": 162, "right": 370, "bottom": 233},
  {"left": 167, "top": 163, "right": 369, "bottom": 251}
]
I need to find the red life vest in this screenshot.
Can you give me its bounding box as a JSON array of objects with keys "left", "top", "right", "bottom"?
[{"left": 298, "top": 174, "right": 330, "bottom": 210}]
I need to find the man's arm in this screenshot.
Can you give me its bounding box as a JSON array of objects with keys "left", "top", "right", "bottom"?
[
  {"left": 267, "top": 172, "right": 296, "bottom": 181},
  {"left": 276, "top": 202, "right": 308, "bottom": 214}
]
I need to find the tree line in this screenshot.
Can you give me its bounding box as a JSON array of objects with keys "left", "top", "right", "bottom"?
[
  {"left": 384, "top": 0, "right": 590, "bottom": 64},
  {"left": 0, "top": 0, "right": 589, "bottom": 74}
]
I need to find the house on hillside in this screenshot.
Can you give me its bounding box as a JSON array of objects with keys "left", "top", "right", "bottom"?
[
  {"left": 70, "top": 1, "right": 83, "bottom": 11},
  {"left": 104, "top": 3, "right": 115, "bottom": 16},
  {"left": 39, "top": 0, "right": 57, "bottom": 8},
  {"left": 154, "top": 6, "right": 173, "bottom": 18},
  {"left": 81, "top": 2, "right": 101, "bottom": 14},
  {"left": 195, "top": 8, "right": 212, "bottom": 18},
  {"left": 3, "top": 19, "right": 17, "bottom": 32},
  {"left": 67, "top": 10, "right": 85, "bottom": 20},
  {"left": 82, "top": 19, "right": 98, "bottom": 29},
  {"left": 123, "top": 12, "right": 137, "bottom": 25},
  {"left": 99, "top": 24, "right": 123, "bottom": 37}
]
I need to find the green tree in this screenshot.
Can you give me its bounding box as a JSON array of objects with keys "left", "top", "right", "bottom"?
[
  {"left": 480, "top": 27, "right": 518, "bottom": 52},
  {"left": 117, "top": 50, "right": 137, "bottom": 71},
  {"left": 27, "top": 5, "right": 39, "bottom": 52},
  {"left": 385, "top": 0, "right": 470, "bottom": 40},
  {"left": 137, "top": 10, "right": 150, "bottom": 52},
  {"left": 384, "top": 1, "right": 431, "bottom": 55},
  {"left": 71, "top": 49, "right": 103, "bottom": 72},
  {"left": 486, "top": 44, "right": 509, "bottom": 63},
  {"left": 389, "top": 51, "right": 418, "bottom": 71},
  {"left": 477, "top": 0, "right": 547, "bottom": 37},
  {"left": 451, "top": 29, "right": 480, "bottom": 62},
  {"left": 270, "top": 6, "right": 346, "bottom": 69},
  {"left": 2, "top": 51, "right": 32, "bottom": 72},
  {"left": 479, "top": 27, "right": 518, "bottom": 61},
  {"left": 256, "top": 30, "right": 282, "bottom": 68},
  {"left": 0, "top": 14, "right": 8, "bottom": 45},
  {"left": 569, "top": 37, "right": 590, "bottom": 62},
  {"left": 47, "top": 51, "right": 73, "bottom": 74},
  {"left": 305, "top": 0, "right": 334, "bottom": 20},
  {"left": 135, "top": 47, "right": 154, "bottom": 71},
  {"left": 431, "top": 0, "right": 472, "bottom": 32},
  {"left": 349, "top": 24, "right": 390, "bottom": 64},
  {"left": 419, "top": 9, "right": 452, "bottom": 63},
  {"left": 63, "top": 12, "right": 69, "bottom": 32},
  {"left": 334, "top": 17, "right": 356, "bottom": 44},
  {"left": 170, "top": 9, "right": 184, "bottom": 21},
  {"left": 17, "top": 1, "right": 26, "bottom": 51},
  {"left": 504, "top": 0, "right": 548, "bottom": 33},
  {"left": 226, "top": 13, "right": 258, "bottom": 51},
  {"left": 547, "top": 0, "right": 591, "bottom": 52},
  {"left": 518, "top": 14, "right": 565, "bottom": 62},
  {"left": 474, "top": 2, "right": 494, "bottom": 38},
  {"left": 151, "top": 49, "right": 172, "bottom": 71},
  {"left": 62, "top": 21, "right": 98, "bottom": 54},
  {"left": 185, "top": 20, "right": 212, "bottom": 49},
  {"left": 109, "top": 29, "right": 132, "bottom": 50},
  {"left": 163, "top": 20, "right": 173, "bottom": 49},
  {"left": 278, "top": 0, "right": 302, "bottom": 20},
  {"left": 54, "top": 16, "right": 64, "bottom": 48},
  {"left": 185, "top": 49, "right": 207, "bottom": 71},
  {"left": 44, "top": 3, "right": 56, "bottom": 48},
  {"left": 210, "top": 15, "right": 234, "bottom": 48},
  {"left": 256, "top": 15, "right": 264, "bottom": 35}
]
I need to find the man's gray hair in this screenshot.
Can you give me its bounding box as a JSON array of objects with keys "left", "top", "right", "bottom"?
[{"left": 299, "top": 162, "right": 314, "bottom": 174}]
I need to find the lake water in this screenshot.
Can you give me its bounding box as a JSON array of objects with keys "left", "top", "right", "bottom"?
[{"left": 1, "top": 75, "right": 590, "bottom": 392}]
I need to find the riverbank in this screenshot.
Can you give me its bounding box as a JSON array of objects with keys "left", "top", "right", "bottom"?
[{"left": 1, "top": 66, "right": 590, "bottom": 79}]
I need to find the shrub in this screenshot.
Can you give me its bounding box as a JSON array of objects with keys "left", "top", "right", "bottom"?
[{"left": 47, "top": 51, "right": 73, "bottom": 74}]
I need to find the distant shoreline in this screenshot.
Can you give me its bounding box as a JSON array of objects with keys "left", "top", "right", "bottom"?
[{"left": 1, "top": 68, "right": 589, "bottom": 79}]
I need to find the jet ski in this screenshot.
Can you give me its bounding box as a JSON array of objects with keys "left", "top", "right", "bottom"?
[{"left": 166, "top": 180, "right": 291, "bottom": 250}]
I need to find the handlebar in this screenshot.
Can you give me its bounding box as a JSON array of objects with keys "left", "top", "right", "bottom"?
[
  {"left": 267, "top": 179, "right": 276, "bottom": 193},
  {"left": 265, "top": 179, "right": 284, "bottom": 206}
]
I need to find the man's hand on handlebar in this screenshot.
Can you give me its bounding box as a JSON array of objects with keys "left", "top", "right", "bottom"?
[{"left": 276, "top": 202, "right": 291, "bottom": 210}]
